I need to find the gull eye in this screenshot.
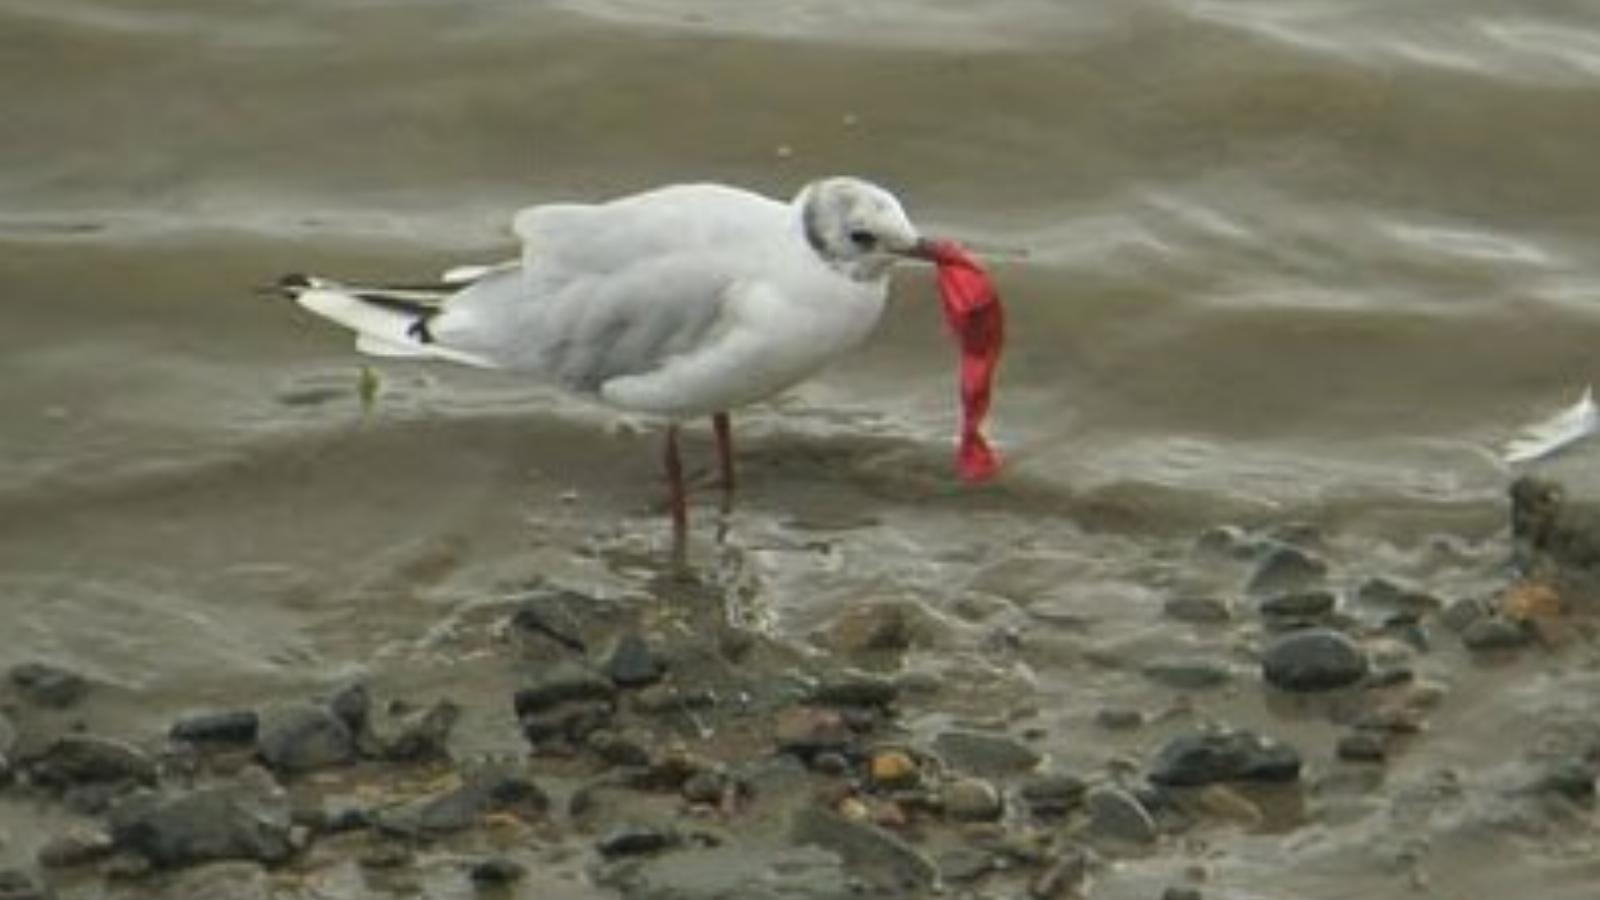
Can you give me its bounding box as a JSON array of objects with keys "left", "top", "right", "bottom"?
[{"left": 848, "top": 229, "right": 878, "bottom": 251}]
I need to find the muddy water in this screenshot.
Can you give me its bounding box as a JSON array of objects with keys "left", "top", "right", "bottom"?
[{"left": 5, "top": 0, "right": 1600, "bottom": 896}]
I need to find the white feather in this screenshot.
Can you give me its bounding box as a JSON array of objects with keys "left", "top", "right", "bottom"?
[
  {"left": 1502, "top": 385, "right": 1599, "bottom": 464},
  {"left": 296, "top": 288, "right": 493, "bottom": 368}
]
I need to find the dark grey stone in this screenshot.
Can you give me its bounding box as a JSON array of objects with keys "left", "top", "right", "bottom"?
[
  {"left": 9, "top": 663, "right": 88, "bottom": 709},
  {"left": 26, "top": 735, "right": 158, "bottom": 788},
  {"left": 1245, "top": 544, "right": 1327, "bottom": 595},
  {"left": 171, "top": 710, "right": 259, "bottom": 744},
  {"left": 606, "top": 634, "right": 664, "bottom": 688},
  {"left": 809, "top": 673, "right": 898, "bottom": 708},
  {"left": 1142, "top": 658, "right": 1232, "bottom": 690},
  {"left": 108, "top": 785, "right": 293, "bottom": 868},
  {"left": 509, "top": 588, "right": 592, "bottom": 653},
  {"left": 1163, "top": 596, "right": 1232, "bottom": 624},
  {"left": 1095, "top": 707, "right": 1144, "bottom": 730},
  {"left": 932, "top": 729, "right": 1041, "bottom": 776},
  {"left": 1261, "top": 628, "right": 1369, "bottom": 692},
  {"left": 256, "top": 704, "right": 356, "bottom": 774},
  {"left": 597, "top": 823, "right": 681, "bottom": 858},
  {"left": 1085, "top": 786, "right": 1157, "bottom": 844},
  {"left": 1148, "top": 730, "right": 1302, "bottom": 787},
  {"left": 470, "top": 856, "right": 528, "bottom": 885},
  {"left": 327, "top": 682, "right": 371, "bottom": 734},
  {"left": 1336, "top": 732, "right": 1386, "bottom": 763},
  {"left": 1462, "top": 618, "right": 1531, "bottom": 651},
  {"left": 1439, "top": 596, "right": 1489, "bottom": 632},
  {"left": 0, "top": 869, "right": 52, "bottom": 900},
  {"left": 514, "top": 662, "right": 617, "bottom": 716},
  {"left": 1162, "top": 887, "right": 1204, "bottom": 900}
]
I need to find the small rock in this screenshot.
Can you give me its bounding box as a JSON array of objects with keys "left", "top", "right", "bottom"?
[
  {"left": 1195, "top": 525, "right": 1255, "bottom": 559},
  {"left": 36, "top": 827, "right": 115, "bottom": 868},
  {"left": 822, "top": 602, "right": 925, "bottom": 654},
  {"left": 596, "top": 823, "right": 680, "bottom": 858},
  {"left": 1142, "top": 658, "right": 1232, "bottom": 690},
  {"left": 1163, "top": 596, "right": 1232, "bottom": 624},
  {"left": 932, "top": 729, "right": 1041, "bottom": 776},
  {"left": 509, "top": 587, "right": 594, "bottom": 653},
  {"left": 588, "top": 729, "right": 653, "bottom": 768},
  {"left": 1259, "top": 590, "right": 1336, "bottom": 618},
  {"left": 513, "top": 662, "right": 616, "bottom": 716},
  {"left": 1148, "top": 730, "right": 1302, "bottom": 786},
  {"left": 1163, "top": 887, "right": 1204, "bottom": 900},
  {"left": 791, "top": 806, "right": 938, "bottom": 894},
  {"left": 470, "top": 856, "right": 527, "bottom": 885},
  {"left": 1020, "top": 773, "right": 1087, "bottom": 818},
  {"left": 108, "top": 784, "right": 293, "bottom": 868},
  {"left": 1461, "top": 617, "right": 1530, "bottom": 651},
  {"left": 171, "top": 710, "right": 259, "bottom": 744},
  {"left": 1439, "top": 596, "right": 1489, "bottom": 632},
  {"left": 774, "top": 706, "right": 853, "bottom": 757},
  {"left": 811, "top": 751, "right": 849, "bottom": 776},
  {"left": 943, "top": 777, "right": 1003, "bottom": 822},
  {"left": 1337, "top": 732, "right": 1387, "bottom": 763},
  {"left": 1245, "top": 544, "right": 1327, "bottom": 595},
  {"left": 868, "top": 749, "right": 920, "bottom": 789},
  {"left": 810, "top": 672, "right": 898, "bottom": 707},
  {"left": 520, "top": 701, "right": 612, "bottom": 745},
  {"left": 256, "top": 704, "right": 356, "bottom": 774},
  {"left": 1261, "top": 628, "right": 1369, "bottom": 692},
  {"left": 326, "top": 682, "right": 370, "bottom": 734},
  {"left": 604, "top": 633, "right": 664, "bottom": 688},
  {"left": 1086, "top": 785, "right": 1156, "bottom": 844},
  {"left": 0, "top": 869, "right": 51, "bottom": 900},
  {"left": 9, "top": 663, "right": 88, "bottom": 709},
  {"left": 377, "top": 699, "right": 460, "bottom": 762},
  {"left": 26, "top": 735, "right": 158, "bottom": 788}
]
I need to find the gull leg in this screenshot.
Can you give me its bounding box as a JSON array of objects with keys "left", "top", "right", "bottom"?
[
  {"left": 663, "top": 423, "right": 688, "bottom": 541},
  {"left": 712, "top": 411, "right": 736, "bottom": 512}
]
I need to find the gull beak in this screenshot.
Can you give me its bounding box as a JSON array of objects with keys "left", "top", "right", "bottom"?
[{"left": 898, "top": 237, "right": 940, "bottom": 262}]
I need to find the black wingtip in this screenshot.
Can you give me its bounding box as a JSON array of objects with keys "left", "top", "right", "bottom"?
[{"left": 278, "top": 272, "right": 313, "bottom": 291}]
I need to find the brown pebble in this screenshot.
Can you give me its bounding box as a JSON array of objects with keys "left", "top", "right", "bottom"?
[
  {"left": 836, "top": 796, "right": 870, "bottom": 821},
  {"left": 869, "top": 749, "right": 919, "bottom": 789}
]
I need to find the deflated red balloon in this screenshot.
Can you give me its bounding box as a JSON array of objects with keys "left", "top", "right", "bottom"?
[{"left": 928, "top": 240, "right": 1003, "bottom": 482}]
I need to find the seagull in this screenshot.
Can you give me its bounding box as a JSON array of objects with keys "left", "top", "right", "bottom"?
[{"left": 277, "top": 177, "right": 940, "bottom": 537}]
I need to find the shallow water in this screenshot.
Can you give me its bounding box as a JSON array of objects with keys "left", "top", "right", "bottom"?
[{"left": 5, "top": 0, "right": 1600, "bottom": 896}]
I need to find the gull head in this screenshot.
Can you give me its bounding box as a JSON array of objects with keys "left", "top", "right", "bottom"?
[{"left": 797, "top": 177, "right": 935, "bottom": 281}]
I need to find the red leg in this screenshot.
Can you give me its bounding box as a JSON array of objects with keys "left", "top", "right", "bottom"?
[
  {"left": 663, "top": 423, "right": 688, "bottom": 538},
  {"left": 712, "top": 411, "right": 736, "bottom": 498}
]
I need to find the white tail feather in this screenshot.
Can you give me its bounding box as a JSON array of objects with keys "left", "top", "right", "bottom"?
[{"left": 295, "top": 288, "right": 494, "bottom": 369}]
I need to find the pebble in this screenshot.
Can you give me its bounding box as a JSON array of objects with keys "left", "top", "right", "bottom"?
[
  {"left": 1148, "top": 730, "right": 1302, "bottom": 786},
  {"left": 932, "top": 729, "right": 1042, "bottom": 776},
  {"left": 1461, "top": 617, "right": 1530, "bottom": 651},
  {"left": 596, "top": 823, "right": 680, "bottom": 858},
  {"left": 810, "top": 672, "right": 899, "bottom": 708},
  {"left": 107, "top": 784, "right": 293, "bottom": 868},
  {"left": 26, "top": 735, "right": 158, "bottom": 788},
  {"left": 1020, "top": 773, "right": 1087, "bottom": 818},
  {"left": 327, "top": 682, "right": 371, "bottom": 734},
  {"left": 1142, "top": 658, "right": 1232, "bottom": 690},
  {"left": 1245, "top": 544, "right": 1327, "bottom": 595},
  {"left": 1086, "top": 785, "right": 1157, "bottom": 844},
  {"left": 1259, "top": 590, "right": 1336, "bottom": 618},
  {"left": 509, "top": 589, "right": 591, "bottom": 653},
  {"left": 170, "top": 710, "right": 260, "bottom": 744},
  {"left": 1163, "top": 887, "right": 1204, "bottom": 900},
  {"left": 605, "top": 633, "right": 664, "bottom": 688},
  {"left": 256, "top": 704, "right": 357, "bottom": 774},
  {"left": 1163, "top": 596, "right": 1232, "bottom": 624},
  {"left": 470, "top": 856, "right": 527, "bottom": 885},
  {"left": 377, "top": 699, "right": 460, "bottom": 762},
  {"left": 942, "top": 777, "right": 1003, "bottom": 821},
  {"left": 588, "top": 729, "right": 653, "bottom": 768},
  {"left": 1439, "top": 596, "right": 1489, "bottom": 632},
  {"left": 1261, "top": 628, "right": 1369, "bottom": 692},
  {"left": 822, "top": 602, "right": 920, "bottom": 653},
  {"left": 375, "top": 766, "right": 548, "bottom": 837},
  {"left": 1337, "top": 732, "right": 1387, "bottom": 763},
  {"left": 868, "top": 749, "right": 920, "bottom": 789},
  {"left": 9, "top": 662, "right": 88, "bottom": 709}
]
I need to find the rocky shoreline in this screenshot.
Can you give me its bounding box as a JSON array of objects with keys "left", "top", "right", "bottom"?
[{"left": 3, "top": 476, "right": 1598, "bottom": 900}]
